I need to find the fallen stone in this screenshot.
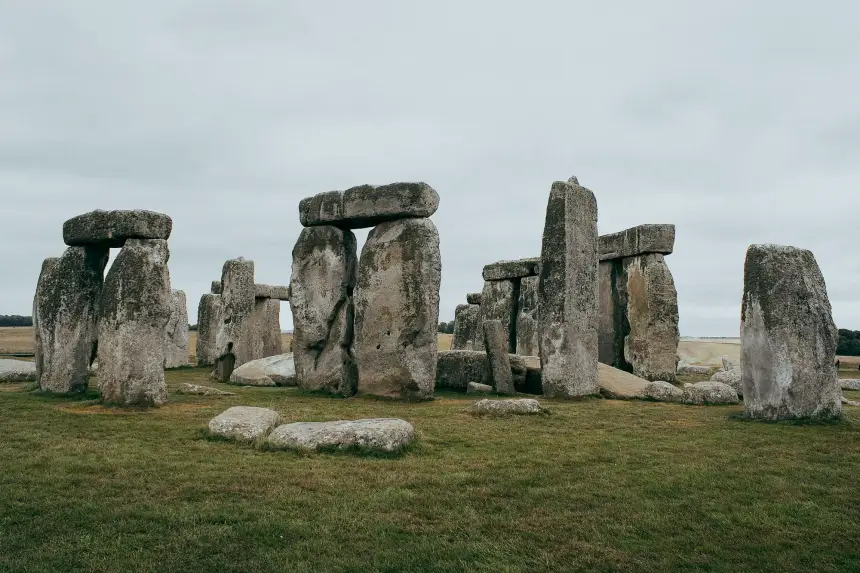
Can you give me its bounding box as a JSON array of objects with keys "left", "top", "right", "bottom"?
[
  {"left": 841, "top": 396, "right": 860, "bottom": 407},
  {"left": 451, "top": 304, "right": 481, "bottom": 351},
  {"left": 299, "top": 182, "right": 439, "bottom": 229},
  {"left": 597, "top": 363, "right": 649, "bottom": 399},
  {"left": 483, "top": 320, "right": 515, "bottom": 395},
  {"left": 176, "top": 383, "right": 235, "bottom": 396},
  {"left": 710, "top": 368, "right": 742, "bottom": 396},
  {"left": 164, "top": 289, "right": 190, "bottom": 369},
  {"left": 682, "top": 382, "right": 740, "bottom": 405},
  {"left": 841, "top": 379, "right": 860, "bottom": 391},
  {"left": 354, "top": 218, "right": 440, "bottom": 400},
  {"left": 268, "top": 418, "right": 415, "bottom": 453},
  {"left": 538, "top": 179, "right": 599, "bottom": 398},
  {"left": 467, "top": 382, "right": 494, "bottom": 394},
  {"left": 98, "top": 239, "right": 171, "bottom": 406},
  {"left": 229, "top": 363, "right": 276, "bottom": 386},
  {"left": 516, "top": 276, "right": 539, "bottom": 357},
  {"left": 230, "top": 353, "right": 296, "bottom": 387},
  {"left": 741, "top": 244, "right": 842, "bottom": 420},
  {"left": 0, "top": 359, "right": 37, "bottom": 382},
  {"left": 290, "top": 226, "right": 358, "bottom": 396},
  {"left": 466, "top": 293, "right": 482, "bottom": 305},
  {"left": 643, "top": 381, "right": 683, "bottom": 402},
  {"left": 482, "top": 258, "right": 540, "bottom": 281},
  {"left": 480, "top": 279, "right": 518, "bottom": 354},
  {"left": 677, "top": 365, "right": 713, "bottom": 375},
  {"left": 598, "top": 224, "right": 675, "bottom": 262},
  {"left": 208, "top": 406, "right": 280, "bottom": 442},
  {"left": 63, "top": 209, "right": 172, "bottom": 248},
  {"left": 467, "top": 399, "right": 546, "bottom": 416},
  {"left": 195, "top": 293, "right": 222, "bottom": 366}
]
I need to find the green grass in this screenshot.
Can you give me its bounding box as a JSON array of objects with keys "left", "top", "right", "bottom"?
[{"left": 2, "top": 369, "right": 860, "bottom": 572}]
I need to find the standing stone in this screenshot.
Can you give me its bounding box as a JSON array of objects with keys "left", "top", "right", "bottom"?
[
  {"left": 164, "top": 289, "right": 189, "bottom": 369},
  {"left": 516, "top": 276, "right": 539, "bottom": 357},
  {"left": 98, "top": 239, "right": 171, "bottom": 406},
  {"left": 741, "top": 244, "right": 841, "bottom": 420},
  {"left": 537, "top": 179, "right": 599, "bottom": 398},
  {"left": 261, "top": 298, "right": 283, "bottom": 357},
  {"left": 597, "top": 260, "right": 625, "bottom": 368},
  {"left": 622, "top": 254, "right": 679, "bottom": 382},
  {"left": 215, "top": 259, "right": 256, "bottom": 367},
  {"left": 480, "top": 279, "right": 518, "bottom": 353},
  {"left": 196, "top": 293, "right": 222, "bottom": 366},
  {"left": 354, "top": 218, "right": 440, "bottom": 400},
  {"left": 290, "top": 226, "right": 358, "bottom": 396},
  {"left": 33, "top": 247, "right": 108, "bottom": 393},
  {"left": 451, "top": 304, "right": 481, "bottom": 351},
  {"left": 483, "top": 320, "right": 515, "bottom": 395}
]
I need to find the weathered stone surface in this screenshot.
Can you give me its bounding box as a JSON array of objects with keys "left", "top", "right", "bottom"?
[
  {"left": 208, "top": 406, "right": 280, "bottom": 442},
  {"left": 516, "top": 276, "right": 539, "bottom": 357},
  {"left": 482, "top": 258, "right": 540, "bottom": 281},
  {"left": 722, "top": 356, "right": 734, "bottom": 371},
  {"left": 0, "top": 359, "right": 37, "bottom": 382},
  {"left": 229, "top": 353, "right": 296, "bottom": 387},
  {"left": 467, "top": 399, "right": 546, "bottom": 416},
  {"left": 215, "top": 258, "right": 257, "bottom": 367},
  {"left": 268, "top": 419, "right": 414, "bottom": 453},
  {"left": 34, "top": 248, "right": 107, "bottom": 393},
  {"left": 299, "top": 182, "right": 440, "bottom": 229},
  {"left": 643, "top": 381, "right": 683, "bottom": 402},
  {"left": 195, "top": 294, "right": 222, "bottom": 366},
  {"left": 467, "top": 382, "right": 493, "bottom": 394},
  {"left": 597, "top": 363, "right": 649, "bottom": 400},
  {"left": 436, "top": 350, "right": 490, "bottom": 390},
  {"left": 63, "top": 209, "right": 172, "bottom": 248},
  {"left": 259, "top": 298, "right": 283, "bottom": 358},
  {"left": 290, "top": 226, "right": 358, "bottom": 396},
  {"left": 711, "top": 368, "right": 742, "bottom": 396},
  {"left": 622, "top": 254, "right": 679, "bottom": 382},
  {"left": 537, "top": 180, "right": 599, "bottom": 398},
  {"left": 271, "top": 285, "right": 290, "bottom": 301},
  {"left": 254, "top": 284, "right": 274, "bottom": 299},
  {"left": 451, "top": 304, "right": 481, "bottom": 351},
  {"left": 682, "top": 382, "right": 740, "bottom": 405},
  {"left": 98, "top": 239, "right": 171, "bottom": 406},
  {"left": 176, "top": 383, "right": 235, "bottom": 396},
  {"left": 842, "top": 396, "right": 860, "bottom": 407},
  {"left": 480, "top": 279, "right": 518, "bottom": 353},
  {"left": 841, "top": 379, "right": 860, "bottom": 391},
  {"left": 211, "top": 281, "right": 222, "bottom": 294},
  {"left": 354, "top": 218, "right": 440, "bottom": 400},
  {"left": 164, "top": 290, "right": 190, "bottom": 369},
  {"left": 597, "top": 260, "right": 625, "bottom": 368},
  {"left": 598, "top": 224, "right": 675, "bottom": 262},
  {"left": 466, "top": 293, "right": 482, "bottom": 305},
  {"left": 741, "top": 244, "right": 841, "bottom": 420},
  {"left": 211, "top": 347, "right": 236, "bottom": 383},
  {"left": 229, "top": 363, "right": 276, "bottom": 386},
  {"left": 483, "top": 320, "right": 515, "bottom": 395},
  {"left": 677, "top": 365, "right": 713, "bottom": 375}
]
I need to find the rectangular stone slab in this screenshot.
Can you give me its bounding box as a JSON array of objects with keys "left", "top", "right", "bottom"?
[
  {"left": 482, "top": 258, "right": 540, "bottom": 281},
  {"left": 63, "top": 209, "right": 172, "bottom": 248},
  {"left": 466, "top": 292, "right": 482, "bottom": 305},
  {"left": 271, "top": 285, "right": 290, "bottom": 301},
  {"left": 254, "top": 284, "right": 274, "bottom": 299},
  {"left": 598, "top": 224, "right": 674, "bottom": 261},
  {"left": 299, "top": 182, "right": 439, "bottom": 229}
]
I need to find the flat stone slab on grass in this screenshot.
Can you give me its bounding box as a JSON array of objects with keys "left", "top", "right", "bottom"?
[
  {"left": 299, "top": 182, "right": 439, "bottom": 229},
  {"left": 208, "top": 406, "right": 281, "bottom": 442},
  {"left": 229, "top": 354, "right": 296, "bottom": 387},
  {"left": 468, "top": 399, "right": 546, "bottom": 416},
  {"left": 682, "top": 382, "right": 740, "bottom": 405},
  {"left": 467, "top": 382, "right": 493, "bottom": 394},
  {"left": 710, "top": 368, "right": 742, "bottom": 396},
  {"left": 841, "top": 379, "right": 860, "bottom": 391},
  {"left": 643, "top": 381, "right": 683, "bottom": 402},
  {"left": 677, "top": 365, "right": 713, "bottom": 375},
  {"left": 63, "top": 209, "right": 172, "bottom": 247},
  {"left": 176, "top": 383, "right": 235, "bottom": 397},
  {"left": 598, "top": 363, "right": 649, "bottom": 399},
  {"left": 0, "top": 359, "right": 37, "bottom": 382},
  {"left": 268, "top": 419, "right": 414, "bottom": 453}
]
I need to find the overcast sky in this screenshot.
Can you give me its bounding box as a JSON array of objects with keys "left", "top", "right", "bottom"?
[{"left": 1, "top": 1, "right": 858, "bottom": 336}]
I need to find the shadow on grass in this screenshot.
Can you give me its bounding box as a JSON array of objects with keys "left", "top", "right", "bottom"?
[{"left": 727, "top": 411, "right": 853, "bottom": 427}]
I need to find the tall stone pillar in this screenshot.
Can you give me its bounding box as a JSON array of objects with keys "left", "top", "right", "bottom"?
[
  {"left": 516, "top": 276, "right": 539, "bottom": 357},
  {"left": 164, "top": 289, "right": 190, "bottom": 369},
  {"left": 196, "top": 293, "right": 222, "bottom": 366}
]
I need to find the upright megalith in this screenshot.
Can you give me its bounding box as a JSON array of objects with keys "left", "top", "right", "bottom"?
[
  {"left": 216, "top": 258, "right": 256, "bottom": 367},
  {"left": 98, "top": 239, "right": 171, "bottom": 406},
  {"left": 516, "top": 276, "right": 539, "bottom": 357},
  {"left": 354, "top": 218, "right": 441, "bottom": 399},
  {"left": 483, "top": 320, "right": 515, "bottom": 395},
  {"left": 164, "top": 290, "right": 190, "bottom": 369},
  {"left": 290, "top": 226, "right": 358, "bottom": 396},
  {"left": 33, "top": 248, "right": 108, "bottom": 393},
  {"left": 480, "top": 279, "right": 519, "bottom": 353},
  {"left": 537, "top": 179, "right": 599, "bottom": 398},
  {"left": 451, "top": 303, "right": 481, "bottom": 351},
  {"left": 196, "top": 293, "right": 222, "bottom": 366},
  {"left": 741, "top": 244, "right": 841, "bottom": 420}
]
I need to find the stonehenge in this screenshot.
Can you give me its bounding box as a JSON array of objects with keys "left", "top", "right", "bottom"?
[
  {"left": 164, "top": 289, "right": 190, "bottom": 369},
  {"left": 291, "top": 182, "right": 441, "bottom": 399},
  {"left": 741, "top": 244, "right": 842, "bottom": 420}
]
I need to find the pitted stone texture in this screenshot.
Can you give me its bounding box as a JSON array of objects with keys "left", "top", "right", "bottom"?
[
  {"left": 644, "top": 381, "right": 683, "bottom": 402},
  {"left": 722, "top": 356, "right": 734, "bottom": 371},
  {"left": 842, "top": 379, "right": 860, "bottom": 391},
  {"left": 176, "top": 383, "right": 235, "bottom": 396},
  {"left": 597, "top": 363, "right": 649, "bottom": 399},
  {"left": 290, "top": 226, "right": 358, "bottom": 396},
  {"left": 63, "top": 209, "right": 172, "bottom": 248},
  {"left": 229, "top": 363, "right": 276, "bottom": 386},
  {"left": 466, "top": 293, "right": 482, "bottom": 305},
  {"left": 622, "top": 254, "right": 679, "bottom": 382},
  {"left": 538, "top": 180, "right": 599, "bottom": 398},
  {"left": 677, "top": 365, "right": 713, "bottom": 375},
  {"left": 711, "top": 368, "right": 742, "bottom": 396},
  {"left": 516, "top": 276, "right": 539, "bottom": 357},
  {"left": 259, "top": 298, "right": 283, "bottom": 358},
  {"left": 0, "top": 359, "right": 37, "bottom": 382},
  {"left": 483, "top": 320, "right": 515, "bottom": 395},
  {"left": 299, "top": 182, "right": 440, "bottom": 229},
  {"left": 215, "top": 259, "right": 257, "bottom": 367},
  {"left": 451, "top": 304, "right": 481, "bottom": 351},
  {"left": 268, "top": 419, "right": 414, "bottom": 453},
  {"left": 436, "top": 350, "right": 491, "bottom": 390},
  {"left": 196, "top": 294, "right": 222, "bottom": 366},
  {"left": 230, "top": 353, "right": 295, "bottom": 387},
  {"left": 208, "top": 406, "right": 280, "bottom": 442},
  {"left": 98, "top": 239, "right": 171, "bottom": 406},
  {"left": 597, "top": 260, "right": 625, "bottom": 368},
  {"left": 354, "top": 218, "right": 440, "bottom": 400},
  {"left": 211, "top": 281, "right": 222, "bottom": 294},
  {"left": 164, "top": 290, "right": 190, "bottom": 369},
  {"left": 271, "top": 285, "right": 290, "bottom": 301},
  {"left": 34, "top": 248, "right": 107, "bottom": 393},
  {"left": 482, "top": 258, "right": 540, "bottom": 281},
  {"left": 480, "top": 279, "right": 518, "bottom": 354},
  {"left": 467, "top": 382, "right": 493, "bottom": 394},
  {"left": 254, "top": 284, "right": 274, "bottom": 299},
  {"left": 682, "top": 381, "right": 740, "bottom": 405},
  {"left": 598, "top": 224, "right": 675, "bottom": 262},
  {"left": 741, "top": 245, "right": 841, "bottom": 420},
  {"left": 468, "top": 399, "right": 546, "bottom": 416}
]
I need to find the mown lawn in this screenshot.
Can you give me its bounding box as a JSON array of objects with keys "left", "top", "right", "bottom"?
[{"left": 1, "top": 369, "right": 860, "bottom": 573}]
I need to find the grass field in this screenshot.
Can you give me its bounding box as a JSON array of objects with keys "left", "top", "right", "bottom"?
[{"left": 2, "top": 367, "right": 860, "bottom": 572}]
